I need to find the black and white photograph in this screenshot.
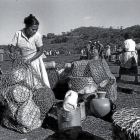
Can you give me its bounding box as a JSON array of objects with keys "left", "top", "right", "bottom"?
[{"left": 0, "top": 0, "right": 140, "bottom": 139}]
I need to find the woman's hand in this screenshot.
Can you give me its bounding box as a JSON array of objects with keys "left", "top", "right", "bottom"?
[
  {"left": 8, "top": 44, "right": 15, "bottom": 53},
  {"left": 8, "top": 44, "right": 22, "bottom": 55},
  {"left": 29, "top": 46, "right": 43, "bottom": 62}
]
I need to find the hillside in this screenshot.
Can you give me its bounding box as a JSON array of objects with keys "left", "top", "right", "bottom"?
[
  {"left": 43, "top": 25, "right": 140, "bottom": 54},
  {"left": 1, "top": 25, "right": 140, "bottom": 54}
]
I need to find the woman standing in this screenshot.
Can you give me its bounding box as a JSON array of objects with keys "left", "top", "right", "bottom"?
[
  {"left": 10, "top": 14, "right": 50, "bottom": 88},
  {"left": 118, "top": 33, "right": 138, "bottom": 83},
  {"left": 105, "top": 44, "right": 111, "bottom": 61}
]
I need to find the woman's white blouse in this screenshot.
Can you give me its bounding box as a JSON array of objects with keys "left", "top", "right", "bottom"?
[
  {"left": 123, "top": 39, "right": 136, "bottom": 51},
  {"left": 12, "top": 28, "right": 43, "bottom": 59}
]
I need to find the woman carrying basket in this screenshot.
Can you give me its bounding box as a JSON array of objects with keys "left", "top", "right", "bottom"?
[{"left": 9, "top": 14, "right": 50, "bottom": 88}]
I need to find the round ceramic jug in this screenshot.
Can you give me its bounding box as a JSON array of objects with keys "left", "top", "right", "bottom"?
[{"left": 90, "top": 91, "right": 115, "bottom": 118}]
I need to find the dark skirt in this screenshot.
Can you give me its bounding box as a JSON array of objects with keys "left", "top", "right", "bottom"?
[{"left": 119, "top": 66, "right": 138, "bottom": 76}]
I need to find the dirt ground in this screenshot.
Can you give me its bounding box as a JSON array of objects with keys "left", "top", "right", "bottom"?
[{"left": 0, "top": 54, "right": 140, "bottom": 140}]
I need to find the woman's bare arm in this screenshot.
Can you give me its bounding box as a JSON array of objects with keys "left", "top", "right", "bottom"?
[{"left": 28, "top": 46, "right": 43, "bottom": 63}]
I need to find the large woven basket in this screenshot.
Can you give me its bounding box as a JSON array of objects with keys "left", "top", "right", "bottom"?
[
  {"left": 85, "top": 59, "right": 117, "bottom": 102},
  {"left": 112, "top": 107, "right": 140, "bottom": 140},
  {"left": 47, "top": 69, "right": 60, "bottom": 89},
  {"left": 6, "top": 84, "right": 31, "bottom": 105},
  {"left": 70, "top": 60, "right": 90, "bottom": 77},
  {"left": 68, "top": 77, "right": 97, "bottom": 92},
  {"left": 85, "top": 59, "right": 109, "bottom": 85}
]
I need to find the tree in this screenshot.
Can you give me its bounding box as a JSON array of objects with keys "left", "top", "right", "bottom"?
[
  {"left": 42, "top": 35, "right": 47, "bottom": 38},
  {"left": 62, "top": 32, "right": 66, "bottom": 35},
  {"left": 120, "top": 26, "right": 123, "bottom": 30},
  {"left": 47, "top": 33, "right": 55, "bottom": 39}
]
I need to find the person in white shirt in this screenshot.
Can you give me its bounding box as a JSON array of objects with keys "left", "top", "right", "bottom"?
[
  {"left": 105, "top": 44, "right": 111, "bottom": 61},
  {"left": 118, "top": 33, "right": 138, "bottom": 83},
  {"left": 10, "top": 14, "right": 51, "bottom": 88}
]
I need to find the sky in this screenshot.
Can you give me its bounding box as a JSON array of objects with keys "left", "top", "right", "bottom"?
[{"left": 0, "top": 0, "right": 140, "bottom": 45}]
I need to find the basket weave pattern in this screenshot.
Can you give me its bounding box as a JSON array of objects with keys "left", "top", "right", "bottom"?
[
  {"left": 113, "top": 108, "right": 140, "bottom": 140},
  {"left": 47, "top": 69, "right": 60, "bottom": 89},
  {"left": 69, "top": 59, "right": 117, "bottom": 102},
  {"left": 70, "top": 60, "right": 90, "bottom": 77},
  {"left": 68, "top": 77, "right": 96, "bottom": 92},
  {"left": 86, "top": 59, "right": 109, "bottom": 85},
  {"left": 0, "top": 56, "right": 55, "bottom": 133}
]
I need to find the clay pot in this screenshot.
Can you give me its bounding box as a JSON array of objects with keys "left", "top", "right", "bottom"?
[{"left": 90, "top": 91, "right": 115, "bottom": 118}]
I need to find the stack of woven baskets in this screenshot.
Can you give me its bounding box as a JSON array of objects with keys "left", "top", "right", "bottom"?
[
  {"left": 68, "top": 58, "right": 117, "bottom": 103},
  {"left": 0, "top": 59, "right": 55, "bottom": 133}
]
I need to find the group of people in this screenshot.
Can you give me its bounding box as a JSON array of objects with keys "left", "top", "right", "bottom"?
[
  {"left": 81, "top": 40, "right": 111, "bottom": 61},
  {"left": 85, "top": 40, "right": 104, "bottom": 59},
  {"left": 81, "top": 35, "right": 139, "bottom": 83},
  {"left": 44, "top": 49, "right": 60, "bottom": 56}
]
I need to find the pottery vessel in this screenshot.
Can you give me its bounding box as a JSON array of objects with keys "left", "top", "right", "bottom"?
[{"left": 90, "top": 91, "right": 112, "bottom": 118}]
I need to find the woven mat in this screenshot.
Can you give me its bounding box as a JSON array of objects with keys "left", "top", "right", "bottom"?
[{"left": 113, "top": 108, "right": 140, "bottom": 140}]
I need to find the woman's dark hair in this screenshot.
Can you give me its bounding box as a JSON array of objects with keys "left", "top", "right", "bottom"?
[
  {"left": 24, "top": 14, "right": 39, "bottom": 26},
  {"left": 124, "top": 33, "right": 132, "bottom": 40}
]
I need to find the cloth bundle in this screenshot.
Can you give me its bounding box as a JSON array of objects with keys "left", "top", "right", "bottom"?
[{"left": 0, "top": 56, "right": 55, "bottom": 133}]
